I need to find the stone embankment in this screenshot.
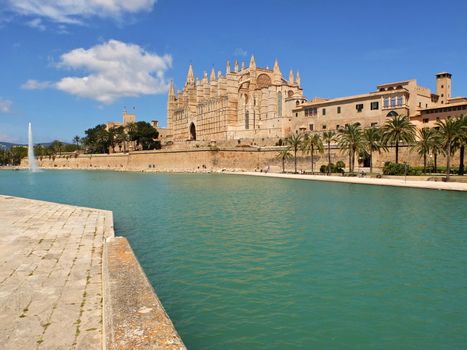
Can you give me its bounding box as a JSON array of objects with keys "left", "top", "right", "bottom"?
[
  {"left": 0, "top": 195, "right": 185, "bottom": 350},
  {"left": 227, "top": 172, "right": 467, "bottom": 192},
  {"left": 21, "top": 145, "right": 458, "bottom": 173}
]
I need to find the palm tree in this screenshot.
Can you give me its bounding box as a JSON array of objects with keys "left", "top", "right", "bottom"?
[
  {"left": 337, "top": 123, "right": 364, "bottom": 173},
  {"left": 276, "top": 148, "right": 292, "bottom": 173},
  {"left": 436, "top": 118, "right": 458, "bottom": 181},
  {"left": 430, "top": 129, "right": 443, "bottom": 173},
  {"left": 382, "top": 115, "right": 416, "bottom": 163},
  {"left": 362, "top": 127, "right": 384, "bottom": 174},
  {"left": 73, "top": 136, "right": 81, "bottom": 150},
  {"left": 412, "top": 127, "right": 435, "bottom": 174},
  {"left": 286, "top": 133, "right": 303, "bottom": 173},
  {"left": 301, "top": 133, "right": 324, "bottom": 174},
  {"left": 453, "top": 115, "right": 467, "bottom": 175},
  {"left": 322, "top": 131, "right": 336, "bottom": 175}
]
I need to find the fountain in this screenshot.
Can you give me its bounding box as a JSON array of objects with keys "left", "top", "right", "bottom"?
[{"left": 28, "top": 122, "right": 39, "bottom": 172}]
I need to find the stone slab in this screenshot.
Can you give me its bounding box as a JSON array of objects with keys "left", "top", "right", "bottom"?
[{"left": 103, "top": 236, "right": 186, "bottom": 350}]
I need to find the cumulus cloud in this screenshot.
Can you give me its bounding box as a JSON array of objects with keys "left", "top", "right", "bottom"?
[
  {"left": 6, "top": 0, "right": 156, "bottom": 25},
  {"left": 23, "top": 40, "right": 172, "bottom": 104},
  {"left": 0, "top": 98, "right": 12, "bottom": 113}
]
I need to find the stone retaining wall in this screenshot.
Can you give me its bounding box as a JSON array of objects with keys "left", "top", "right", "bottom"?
[
  {"left": 103, "top": 236, "right": 186, "bottom": 350},
  {"left": 23, "top": 145, "right": 459, "bottom": 173}
]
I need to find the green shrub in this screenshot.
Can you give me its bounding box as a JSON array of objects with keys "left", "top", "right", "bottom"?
[
  {"left": 383, "top": 162, "right": 411, "bottom": 175},
  {"left": 320, "top": 162, "right": 345, "bottom": 174}
]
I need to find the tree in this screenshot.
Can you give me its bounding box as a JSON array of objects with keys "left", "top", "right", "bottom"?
[
  {"left": 362, "top": 126, "right": 384, "bottom": 174},
  {"left": 127, "top": 121, "right": 160, "bottom": 150},
  {"left": 412, "top": 127, "right": 435, "bottom": 174},
  {"left": 73, "top": 136, "right": 81, "bottom": 150},
  {"left": 430, "top": 129, "right": 443, "bottom": 173},
  {"left": 436, "top": 118, "right": 459, "bottom": 181},
  {"left": 276, "top": 148, "right": 292, "bottom": 173},
  {"left": 83, "top": 124, "right": 111, "bottom": 154},
  {"left": 382, "top": 115, "right": 416, "bottom": 163},
  {"left": 322, "top": 131, "right": 336, "bottom": 175},
  {"left": 285, "top": 133, "right": 303, "bottom": 174},
  {"left": 337, "top": 123, "right": 364, "bottom": 173},
  {"left": 113, "top": 126, "right": 128, "bottom": 152},
  {"left": 301, "top": 133, "right": 324, "bottom": 174},
  {"left": 453, "top": 115, "right": 467, "bottom": 175},
  {"left": 50, "top": 140, "right": 64, "bottom": 155}
]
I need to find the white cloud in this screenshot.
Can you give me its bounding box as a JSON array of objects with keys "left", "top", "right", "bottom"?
[
  {"left": 23, "top": 40, "right": 172, "bottom": 104},
  {"left": 6, "top": 0, "right": 156, "bottom": 25},
  {"left": 26, "top": 18, "right": 46, "bottom": 30},
  {"left": 22, "top": 79, "right": 53, "bottom": 90},
  {"left": 234, "top": 48, "right": 248, "bottom": 57},
  {"left": 0, "top": 99, "right": 12, "bottom": 113}
]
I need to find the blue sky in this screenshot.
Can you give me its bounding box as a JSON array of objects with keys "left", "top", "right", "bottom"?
[{"left": 1, "top": 0, "right": 466, "bottom": 143}]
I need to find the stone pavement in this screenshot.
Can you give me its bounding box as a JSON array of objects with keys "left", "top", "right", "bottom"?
[
  {"left": 228, "top": 172, "right": 467, "bottom": 192},
  {"left": 0, "top": 195, "right": 114, "bottom": 350}
]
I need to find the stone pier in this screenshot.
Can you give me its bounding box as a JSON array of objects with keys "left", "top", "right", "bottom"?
[{"left": 0, "top": 195, "right": 185, "bottom": 350}]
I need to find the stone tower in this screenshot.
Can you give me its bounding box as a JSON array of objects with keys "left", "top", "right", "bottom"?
[{"left": 436, "top": 72, "right": 452, "bottom": 105}]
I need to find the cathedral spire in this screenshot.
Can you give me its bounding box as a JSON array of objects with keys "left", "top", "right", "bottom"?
[
  {"left": 289, "top": 69, "right": 294, "bottom": 84},
  {"left": 273, "top": 59, "right": 282, "bottom": 84},
  {"left": 168, "top": 80, "right": 175, "bottom": 97},
  {"left": 210, "top": 67, "right": 216, "bottom": 81},
  {"left": 241, "top": 61, "right": 245, "bottom": 70},
  {"left": 296, "top": 71, "right": 301, "bottom": 87},
  {"left": 249, "top": 55, "right": 256, "bottom": 69},
  {"left": 186, "top": 64, "right": 194, "bottom": 84},
  {"left": 234, "top": 60, "right": 239, "bottom": 73},
  {"left": 273, "top": 59, "right": 281, "bottom": 74},
  {"left": 226, "top": 60, "right": 231, "bottom": 74}
]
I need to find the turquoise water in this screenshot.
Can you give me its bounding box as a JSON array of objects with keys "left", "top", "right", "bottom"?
[{"left": 1, "top": 170, "right": 466, "bottom": 349}]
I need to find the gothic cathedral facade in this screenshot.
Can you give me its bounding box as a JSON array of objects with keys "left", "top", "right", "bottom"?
[{"left": 166, "top": 56, "right": 305, "bottom": 142}]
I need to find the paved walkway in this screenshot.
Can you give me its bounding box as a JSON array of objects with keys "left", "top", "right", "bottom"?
[
  {"left": 0, "top": 195, "right": 114, "bottom": 350},
  {"left": 226, "top": 172, "right": 467, "bottom": 192}
]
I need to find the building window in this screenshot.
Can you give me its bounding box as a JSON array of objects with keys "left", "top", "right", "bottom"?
[
  {"left": 397, "top": 96, "right": 403, "bottom": 106},
  {"left": 356, "top": 104, "right": 364, "bottom": 112},
  {"left": 322, "top": 125, "right": 327, "bottom": 130},
  {"left": 336, "top": 124, "right": 340, "bottom": 130},
  {"left": 322, "top": 108, "right": 326, "bottom": 116},
  {"left": 419, "top": 102, "right": 422, "bottom": 107},
  {"left": 245, "top": 111, "right": 249, "bottom": 129},
  {"left": 371, "top": 122, "right": 378, "bottom": 127},
  {"left": 304, "top": 108, "right": 317, "bottom": 117},
  {"left": 370, "top": 102, "right": 379, "bottom": 110},
  {"left": 277, "top": 92, "right": 282, "bottom": 116},
  {"left": 390, "top": 97, "right": 396, "bottom": 107},
  {"left": 337, "top": 106, "right": 341, "bottom": 114},
  {"left": 309, "top": 124, "right": 314, "bottom": 131},
  {"left": 423, "top": 118, "right": 429, "bottom": 123},
  {"left": 295, "top": 112, "right": 298, "bottom": 117},
  {"left": 384, "top": 97, "right": 389, "bottom": 108}
]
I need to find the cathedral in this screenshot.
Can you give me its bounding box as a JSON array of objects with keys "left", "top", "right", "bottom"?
[{"left": 166, "top": 56, "right": 305, "bottom": 142}]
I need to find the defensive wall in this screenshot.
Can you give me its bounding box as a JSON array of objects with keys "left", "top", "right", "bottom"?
[{"left": 23, "top": 146, "right": 458, "bottom": 173}]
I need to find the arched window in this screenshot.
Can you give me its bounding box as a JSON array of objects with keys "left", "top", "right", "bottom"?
[
  {"left": 189, "top": 122, "right": 196, "bottom": 140},
  {"left": 278, "top": 92, "right": 282, "bottom": 116},
  {"left": 386, "top": 111, "right": 398, "bottom": 117}
]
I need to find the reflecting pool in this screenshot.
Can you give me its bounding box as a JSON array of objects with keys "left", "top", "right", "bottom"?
[{"left": 0, "top": 170, "right": 466, "bottom": 349}]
